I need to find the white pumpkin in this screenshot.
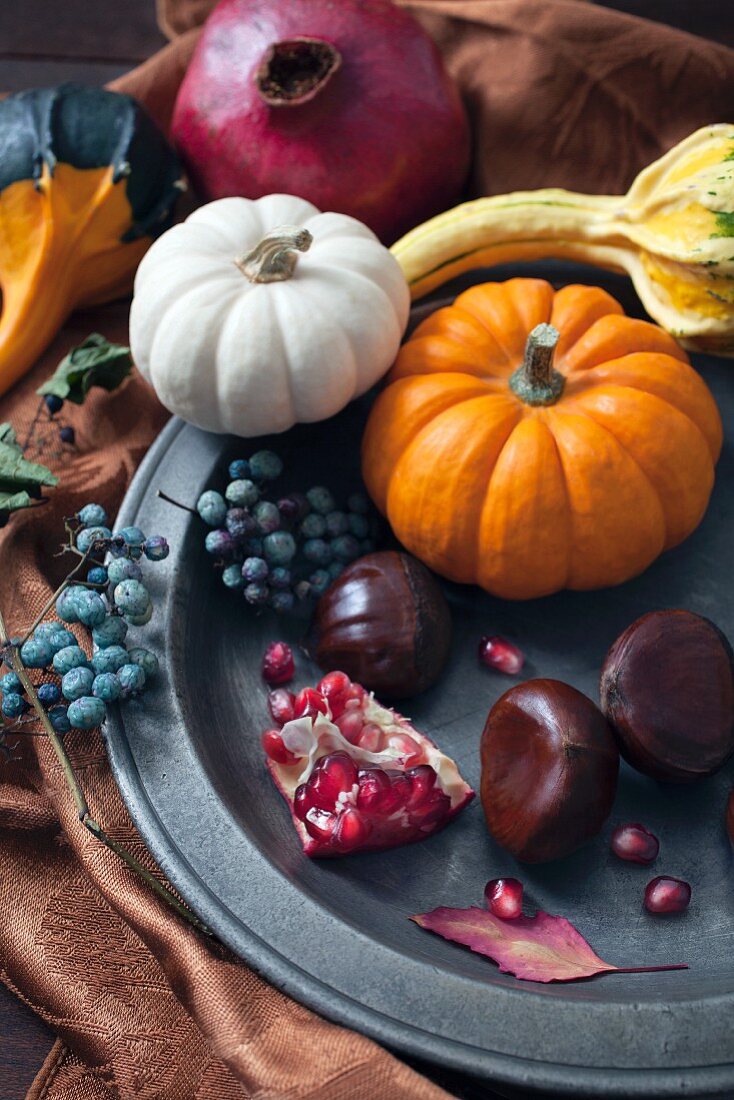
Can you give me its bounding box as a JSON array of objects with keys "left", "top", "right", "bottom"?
[{"left": 129, "top": 194, "right": 410, "bottom": 435}]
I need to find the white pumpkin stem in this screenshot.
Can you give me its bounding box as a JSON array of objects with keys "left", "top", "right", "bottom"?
[
  {"left": 509, "top": 323, "right": 565, "bottom": 406},
  {"left": 236, "top": 226, "right": 313, "bottom": 283}
]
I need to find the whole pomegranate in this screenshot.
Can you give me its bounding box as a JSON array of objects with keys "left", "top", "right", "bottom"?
[{"left": 171, "top": 0, "right": 470, "bottom": 243}]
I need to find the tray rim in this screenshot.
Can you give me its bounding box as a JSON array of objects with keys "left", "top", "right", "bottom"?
[{"left": 103, "top": 411, "right": 734, "bottom": 1100}]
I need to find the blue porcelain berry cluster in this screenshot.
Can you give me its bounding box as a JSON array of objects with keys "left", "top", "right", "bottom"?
[
  {"left": 0, "top": 503, "right": 165, "bottom": 734},
  {"left": 196, "top": 450, "right": 378, "bottom": 612}
]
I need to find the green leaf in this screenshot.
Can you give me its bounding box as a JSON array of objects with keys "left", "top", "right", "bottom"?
[
  {"left": 0, "top": 422, "right": 57, "bottom": 514},
  {"left": 37, "top": 333, "right": 132, "bottom": 405}
]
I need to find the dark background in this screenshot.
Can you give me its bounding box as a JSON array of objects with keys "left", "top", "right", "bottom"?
[{"left": 0, "top": 1, "right": 732, "bottom": 1097}]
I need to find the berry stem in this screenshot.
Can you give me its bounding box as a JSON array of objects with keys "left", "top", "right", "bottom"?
[
  {"left": 0, "top": 603, "right": 213, "bottom": 939},
  {"left": 156, "top": 489, "right": 198, "bottom": 516}
]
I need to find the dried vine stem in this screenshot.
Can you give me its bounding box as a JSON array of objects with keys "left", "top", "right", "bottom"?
[{"left": 0, "top": 604, "right": 213, "bottom": 938}]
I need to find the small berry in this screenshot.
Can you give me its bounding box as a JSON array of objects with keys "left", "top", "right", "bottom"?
[
  {"left": 228, "top": 458, "right": 251, "bottom": 480},
  {"left": 113, "top": 579, "right": 150, "bottom": 617},
  {"left": 330, "top": 534, "right": 360, "bottom": 563},
  {"left": 33, "top": 622, "right": 64, "bottom": 642},
  {"left": 52, "top": 646, "right": 89, "bottom": 675},
  {"left": 117, "top": 526, "right": 146, "bottom": 558},
  {"left": 249, "top": 450, "right": 283, "bottom": 482},
  {"left": 107, "top": 558, "right": 142, "bottom": 585},
  {"left": 242, "top": 557, "right": 269, "bottom": 584},
  {"left": 91, "top": 646, "right": 129, "bottom": 675},
  {"left": 125, "top": 602, "right": 154, "bottom": 626},
  {"left": 46, "top": 628, "right": 76, "bottom": 654},
  {"left": 611, "top": 823, "right": 659, "bottom": 865},
  {"left": 644, "top": 876, "right": 691, "bottom": 914},
  {"left": 205, "top": 529, "right": 235, "bottom": 558},
  {"left": 300, "top": 513, "right": 327, "bottom": 539},
  {"left": 347, "top": 513, "right": 369, "bottom": 538},
  {"left": 253, "top": 501, "right": 281, "bottom": 534},
  {"left": 92, "top": 617, "right": 128, "bottom": 648},
  {"left": 303, "top": 538, "right": 332, "bottom": 566},
  {"left": 222, "top": 563, "right": 244, "bottom": 589},
  {"left": 196, "top": 490, "right": 227, "bottom": 527},
  {"left": 269, "top": 567, "right": 292, "bottom": 590},
  {"left": 294, "top": 580, "right": 311, "bottom": 601},
  {"left": 92, "top": 672, "right": 122, "bottom": 702},
  {"left": 67, "top": 696, "right": 106, "bottom": 729},
  {"left": 308, "top": 569, "right": 331, "bottom": 597},
  {"left": 327, "top": 561, "right": 344, "bottom": 582},
  {"left": 478, "top": 635, "right": 525, "bottom": 676},
  {"left": 485, "top": 878, "right": 524, "bottom": 919},
  {"left": 60, "top": 426, "right": 75, "bottom": 445},
  {"left": 62, "top": 666, "right": 95, "bottom": 701},
  {"left": 347, "top": 492, "right": 370, "bottom": 514},
  {"left": 0, "top": 672, "right": 22, "bottom": 694},
  {"left": 277, "top": 495, "right": 308, "bottom": 524},
  {"left": 44, "top": 393, "right": 64, "bottom": 415},
  {"left": 127, "top": 647, "right": 159, "bottom": 681},
  {"left": 20, "top": 637, "right": 53, "bottom": 669},
  {"left": 262, "top": 641, "right": 295, "bottom": 686},
  {"left": 117, "top": 663, "right": 146, "bottom": 698},
  {"left": 325, "top": 511, "right": 349, "bottom": 537},
  {"left": 48, "top": 705, "right": 71, "bottom": 734},
  {"left": 226, "top": 508, "right": 257, "bottom": 541},
  {"left": 76, "top": 526, "right": 111, "bottom": 553},
  {"left": 143, "top": 535, "right": 169, "bottom": 561},
  {"left": 37, "top": 682, "right": 62, "bottom": 707},
  {"left": 1, "top": 692, "right": 27, "bottom": 719},
  {"left": 77, "top": 503, "right": 108, "bottom": 528},
  {"left": 270, "top": 591, "right": 295, "bottom": 613},
  {"left": 244, "top": 582, "right": 270, "bottom": 607},
  {"left": 226, "top": 478, "right": 259, "bottom": 507},
  {"left": 263, "top": 531, "right": 296, "bottom": 566},
  {"left": 261, "top": 729, "right": 301, "bottom": 765},
  {"left": 87, "top": 566, "right": 108, "bottom": 585},
  {"left": 75, "top": 590, "right": 107, "bottom": 628},
  {"left": 306, "top": 486, "right": 336, "bottom": 515}
]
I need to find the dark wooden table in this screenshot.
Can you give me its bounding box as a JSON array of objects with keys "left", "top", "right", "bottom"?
[{"left": 0, "top": 2, "right": 730, "bottom": 1097}]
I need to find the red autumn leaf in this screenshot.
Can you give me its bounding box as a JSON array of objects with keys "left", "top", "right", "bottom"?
[{"left": 411, "top": 904, "right": 687, "bottom": 984}]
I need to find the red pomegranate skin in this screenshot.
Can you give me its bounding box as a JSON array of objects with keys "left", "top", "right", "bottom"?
[{"left": 171, "top": 0, "right": 471, "bottom": 243}]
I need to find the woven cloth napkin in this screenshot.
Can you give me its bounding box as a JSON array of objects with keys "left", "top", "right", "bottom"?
[{"left": 1, "top": 3, "right": 732, "bottom": 1098}]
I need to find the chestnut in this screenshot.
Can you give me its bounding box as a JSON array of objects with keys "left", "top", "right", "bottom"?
[
  {"left": 600, "top": 610, "right": 734, "bottom": 782},
  {"left": 307, "top": 551, "right": 451, "bottom": 698},
  {"left": 480, "top": 679, "right": 619, "bottom": 863}
]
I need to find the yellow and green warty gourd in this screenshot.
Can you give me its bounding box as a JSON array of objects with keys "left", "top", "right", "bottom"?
[{"left": 392, "top": 125, "right": 734, "bottom": 355}]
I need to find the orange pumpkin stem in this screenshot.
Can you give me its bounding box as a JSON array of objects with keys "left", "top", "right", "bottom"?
[{"left": 509, "top": 323, "right": 565, "bottom": 406}]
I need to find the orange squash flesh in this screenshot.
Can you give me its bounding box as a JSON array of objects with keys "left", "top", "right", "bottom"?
[{"left": 362, "top": 278, "right": 722, "bottom": 600}]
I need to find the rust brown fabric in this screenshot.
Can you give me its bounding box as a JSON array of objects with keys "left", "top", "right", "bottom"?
[{"left": 1, "top": 3, "right": 733, "bottom": 1099}]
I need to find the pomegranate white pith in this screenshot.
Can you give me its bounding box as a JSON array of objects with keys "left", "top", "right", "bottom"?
[{"left": 264, "top": 677, "right": 474, "bottom": 857}]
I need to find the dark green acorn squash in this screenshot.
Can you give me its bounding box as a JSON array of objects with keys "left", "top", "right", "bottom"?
[{"left": 0, "top": 83, "right": 184, "bottom": 397}]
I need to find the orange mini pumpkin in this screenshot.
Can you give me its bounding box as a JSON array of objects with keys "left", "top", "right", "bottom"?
[{"left": 362, "top": 279, "right": 722, "bottom": 600}]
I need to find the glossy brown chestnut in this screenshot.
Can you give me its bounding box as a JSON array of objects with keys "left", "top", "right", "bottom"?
[
  {"left": 600, "top": 610, "right": 734, "bottom": 782},
  {"left": 480, "top": 679, "right": 619, "bottom": 863},
  {"left": 308, "top": 551, "right": 451, "bottom": 698}
]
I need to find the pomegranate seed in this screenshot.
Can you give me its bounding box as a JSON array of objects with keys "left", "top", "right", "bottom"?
[
  {"left": 294, "top": 687, "right": 329, "bottom": 721},
  {"left": 356, "top": 769, "right": 391, "bottom": 812},
  {"left": 478, "top": 635, "right": 524, "bottom": 675},
  {"left": 387, "top": 733, "right": 423, "bottom": 766},
  {"left": 485, "top": 878, "right": 524, "bottom": 919},
  {"left": 318, "top": 671, "right": 351, "bottom": 716},
  {"left": 408, "top": 789, "right": 451, "bottom": 827},
  {"left": 343, "top": 683, "right": 366, "bottom": 705},
  {"left": 357, "top": 722, "right": 383, "bottom": 752},
  {"left": 644, "top": 876, "right": 691, "bottom": 914},
  {"left": 305, "top": 753, "right": 358, "bottom": 811},
  {"left": 335, "top": 709, "right": 364, "bottom": 743},
  {"left": 294, "top": 784, "right": 310, "bottom": 821},
  {"left": 405, "top": 765, "right": 437, "bottom": 808},
  {"left": 268, "top": 688, "right": 295, "bottom": 727},
  {"left": 261, "top": 729, "right": 301, "bottom": 766},
  {"left": 304, "top": 807, "right": 338, "bottom": 841},
  {"left": 318, "top": 751, "right": 358, "bottom": 791},
  {"left": 333, "top": 807, "right": 371, "bottom": 851},
  {"left": 390, "top": 772, "right": 414, "bottom": 806},
  {"left": 261, "top": 640, "right": 295, "bottom": 685},
  {"left": 611, "top": 823, "right": 659, "bottom": 864}
]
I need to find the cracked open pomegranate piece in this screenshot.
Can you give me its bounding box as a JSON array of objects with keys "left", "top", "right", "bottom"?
[{"left": 263, "top": 672, "right": 474, "bottom": 857}]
